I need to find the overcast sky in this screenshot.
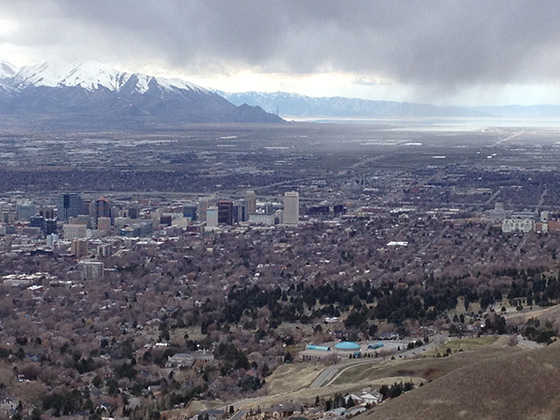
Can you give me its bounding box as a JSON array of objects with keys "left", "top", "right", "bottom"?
[{"left": 2, "top": 1, "right": 560, "bottom": 106}]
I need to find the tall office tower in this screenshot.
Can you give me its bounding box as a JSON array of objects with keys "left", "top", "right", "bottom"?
[
  {"left": 217, "top": 200, "right": 234, "bottom": 225},
  {"left": 128, "top": 207, "right": 139, "bottom": 219},
  {"left": 88, "top": 200, "right": 96, "bottom": 218},
  {"left": 283, "top": 191, "right": 299, "bottom": 225},
  {"left": 206, "top": 206, "right": 218, "bottom": 227},
  {"left": 198, "top": 197, "right": 209, "bottom": 222},
  {"left": 81, "top": 199, "right": 92, "bottom": 217},
  {"left": 16, "top": 199, "right": 36, "bottom": 221},
  {"left": 183, "top": 204, "right": 198, "bottom": 221},
  {"left": 39, "top": 207, "right": 55, "bottom": 219},
  {"left": 246, "top": 190, "right": 257, "bottom": 214},
  {"left": 95, "top": 196, "right": 111, "bottom": 221},
  {"left": 234, "top": 199, "right": 248, "bottom": 223},
  {"left": 59, "top": 193, "right": 83, "bottom": 222},
  {"left": 45, "top": 219, "right": 57, "bottom": 235},
  {"left": 30, "top": 215, "right": 46, "bottom": 234}
]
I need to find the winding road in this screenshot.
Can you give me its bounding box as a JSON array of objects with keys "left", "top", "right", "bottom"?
[{"left": 309, "top": 334, "right": 448, "bottom": 388}]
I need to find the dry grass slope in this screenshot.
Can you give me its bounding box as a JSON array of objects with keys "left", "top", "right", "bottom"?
[
  {"left": 506, "top": 303, "right": 560, "bottom": 327},
  {"left": 362, "top": 341, "right": 560, "bottom": 420}
]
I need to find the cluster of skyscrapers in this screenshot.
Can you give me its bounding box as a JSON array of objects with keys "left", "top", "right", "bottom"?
[
  {"left": 58, "top": 193, "right": 112, "bottom": 224},
  {"left": 204, "top": 190, "right": 299, "bottom": 228},
  {"left": 1, "top": 189, "right": 303, "bottom": 244}
]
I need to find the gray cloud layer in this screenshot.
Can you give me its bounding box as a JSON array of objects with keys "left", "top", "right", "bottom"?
[{"left": 3, "top": 1, "right": 560, "bottom": 89}]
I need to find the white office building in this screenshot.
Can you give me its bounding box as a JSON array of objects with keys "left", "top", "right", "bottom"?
[
  {"left": 81, "top": 261, "right": 104, "bottom": 280},
  {"left": 502, "top": 218, "right": 533, "bottom": 233},
  {"left": 63, "top": 223, "right": 88, "bottom": 240},
  {"left": 206, "top": 206, "right": 218, "bottom": 228},
  {"left": 283, "top": 191, "right": 299, "bottom": 225}
]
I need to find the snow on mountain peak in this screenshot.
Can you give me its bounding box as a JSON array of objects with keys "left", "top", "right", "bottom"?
[
  {"left": 60, "top": 61, "right": 125, "bottom": 91},
  {"left": 12, "top": 61, "right": 73, "bottom": 88},
  {"left": 8, "top": 60, "right": 207, "bottom": 94},
  {"left": 0, "top": 61, "right": 18, "bottom": 79},
  {"left": 155, "top": 76, "right": 208, "bottom": 94}
]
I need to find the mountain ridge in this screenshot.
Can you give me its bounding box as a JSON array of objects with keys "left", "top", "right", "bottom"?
[
  {"left": 220, "top": 90, "right": 560, "bottom": 119},
  {"left": 0, "top": 61, "right": 283, "bottom": 128}
]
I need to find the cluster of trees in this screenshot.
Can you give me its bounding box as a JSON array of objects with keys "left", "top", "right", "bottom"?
[
  {"left": 378, "top": 382, "right": 415, "bottom": 400},
  {"left": 221, "top": 277, "right": 460, "bottom": 335},
  {"left": 41, "top": 390, "right": 89, "bottom": 417},
  {"left": 522, "top": 319, "right": 557, "bottom": 344},
  {"left": 215, "top": 269, "right": 560, "bottom": 340}
]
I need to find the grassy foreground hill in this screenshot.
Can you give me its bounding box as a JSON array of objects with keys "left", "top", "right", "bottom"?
[{"left": 361, "top": 340, "right": 560, "bottom": 420}]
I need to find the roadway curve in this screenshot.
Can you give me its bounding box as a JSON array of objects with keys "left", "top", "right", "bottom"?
[{"left": 309, "top": 334, "right": 447, "bottom": 388}]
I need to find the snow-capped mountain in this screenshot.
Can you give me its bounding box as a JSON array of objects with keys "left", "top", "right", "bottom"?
[
  {"left": 0, "top": 61, "right": 282, "bottom": 128},
  {"left": 9, "top": 61, "right": 208, "bottom": 94},
  {"left": 0, "top": 62, "right": 18, "bottom": 101},
  {"left": 0, "top": 61, "right": 17, "bottom": 79}
]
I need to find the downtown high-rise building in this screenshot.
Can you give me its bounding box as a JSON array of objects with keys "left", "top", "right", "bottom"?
[
  {"left": 95, "top": 196, "right": 111, "bottom": 222},
  {"left": 217, "top": 200, "right": 234, "bottom": 225},
  {"left": 183, "top": 204, "right": 198, "bottom": 222},
  {"left": 206, "top": 206, "right": 218, "bottom": 227},
  {"left": 234, "top": 199, "right": 248, "bottom": 223},
  {"left": 198, "top": 197, "right": 209, "bottom": 222},
  {"left": 246, "top": 190, "right": 257, "bottom": 214},
  {"left": 16, "top": 199, "right": 36, "bottom": 221},
  {"left": 283, "top": 191, "right": 299, "bottom": 225},
  {"left": 59, "top": 193, "right": 83, "bottom": 222}
]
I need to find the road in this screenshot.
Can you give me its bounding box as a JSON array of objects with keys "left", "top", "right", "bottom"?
[
  {"left": 484, "top": 187, "right": 502, "bottom": 207},
  {"left": 220, "top": 333, "right": 540, "bottom": 411},
  {"left": 492, "top": 130, "right": 524, "bottom": 147},
  {"left": 309, "top": 334, "right": 447, "bottom": 388}
]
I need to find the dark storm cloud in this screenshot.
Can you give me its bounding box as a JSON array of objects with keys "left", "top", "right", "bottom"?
[{"left": 3, "top": 1, "right": 560, "bottom": 87}]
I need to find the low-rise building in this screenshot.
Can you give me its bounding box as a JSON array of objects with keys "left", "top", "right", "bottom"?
[
  {"left": 502, "top": 218, "right": 533, "bottom": 233},
  {"left": 81, "top": 261, "right": 104, "bottom": 280}
]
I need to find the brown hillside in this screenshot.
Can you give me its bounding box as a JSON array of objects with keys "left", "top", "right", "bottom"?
[{"left": 362, "top": 341, "right": 560, "bottom": 420}]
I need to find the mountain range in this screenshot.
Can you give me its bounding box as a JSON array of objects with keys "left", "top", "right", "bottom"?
[
  {"left": 0, "top": 61, "right": 283, "bottom": 129},
  {"left": 220, "top": 91, "right": 560, "bottom": 120},
  {"left": 3, "top": 59, "right": 560, "bottom": 130}
]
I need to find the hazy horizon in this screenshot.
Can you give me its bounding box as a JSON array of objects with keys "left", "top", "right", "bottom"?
[{"left": 3, "top": 1, "right": 560, "bottom": 107}]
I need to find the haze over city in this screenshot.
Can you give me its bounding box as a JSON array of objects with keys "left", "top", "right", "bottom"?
[{"left": 2, "top": 1, "right": 560, "bottom": 106}]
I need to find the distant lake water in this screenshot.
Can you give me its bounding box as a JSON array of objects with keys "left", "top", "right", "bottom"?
[{"left": 287, "top": 116, "right": 560, "bottom": 131}]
